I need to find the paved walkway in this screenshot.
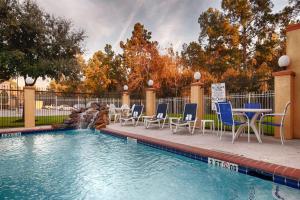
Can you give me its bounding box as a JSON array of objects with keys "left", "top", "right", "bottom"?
[{"left": 107, "top": 123, "right": 300, "bottom": 169}]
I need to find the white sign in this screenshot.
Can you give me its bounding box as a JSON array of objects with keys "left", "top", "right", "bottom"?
[
  {"left": 208, "top": 157, "right": 238, "bottom": 172},
  {"left": 211, "top": 83, "right": 226, "bottom": 110}
]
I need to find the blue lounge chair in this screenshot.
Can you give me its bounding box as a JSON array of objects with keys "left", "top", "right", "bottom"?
[
  {"left": 218, "top": 102, "right": 249, "bottom": 143},
  {"left": 259, "top": 102, "right": 290, "bottom": 145},
  {"left": 145, "top": 103, "right": 168, "bottom": 129},
  {"left": 120, "top": 105, "right": 144, "bottom": 126},
  {"left": 170, "top": 103, "right": 198, "bottom": 134}
]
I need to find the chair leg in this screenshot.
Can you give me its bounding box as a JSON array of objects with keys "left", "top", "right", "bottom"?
[
  {"left": 192, "top": 122, "right": 196, "bottom": 134},
  {"left": 232, "top": 125, "right": 235, "bottom": 144},
  {"left": 280, "top": 126, "right": 284, "bottom": 145},
  {"left": 248, "top": 120, "right": 250, "bottom": 143}
]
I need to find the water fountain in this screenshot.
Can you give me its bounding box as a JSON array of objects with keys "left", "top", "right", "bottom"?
[{"left": 59, "top": 103, "right": 109, "bottom": 130}]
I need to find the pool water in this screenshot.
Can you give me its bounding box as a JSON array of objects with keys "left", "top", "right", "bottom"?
[{"left": 0, "top": 130, "right": 299, "bottom": 200}]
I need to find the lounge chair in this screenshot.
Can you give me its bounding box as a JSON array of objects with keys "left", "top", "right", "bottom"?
[
  {"left": 218, "top": 102, "right": 249, "bottom": 143},
  {"left": 259, "top": 101, "right": 290, "bottom": 145},
  {"left": 120, "top": 105, "right": 144, "bottom": 126},
  {"left": 144, "top": 103, "right": 168, "bottom": 129},
  {"left": 170, "top": 103, "right": 198, "bottom": 134},
  {"left": 108, "top": 104, "right": 117, "bottom": 123}
]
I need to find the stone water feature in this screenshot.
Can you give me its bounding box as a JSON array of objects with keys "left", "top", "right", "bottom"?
[{"left": 60, "top": 103, "right": 109, "bottom": 129}]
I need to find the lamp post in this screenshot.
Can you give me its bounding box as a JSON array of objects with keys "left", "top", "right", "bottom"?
[
  {"left": 147, "top": 79, "right": 154, "bottom": 87},
  {"left": 278, "top": 55, "right": 290, "bottom": 70},
  {"left": 194, "top": 71, "right": 201, "bottom": 82}
]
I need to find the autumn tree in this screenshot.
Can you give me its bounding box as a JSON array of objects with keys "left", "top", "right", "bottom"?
[
  {"left": 83, "top": 44, "right": 126, "bottom": 95},
  {"left": 120, "top": 23, "right": 162, "bottom": 97}
]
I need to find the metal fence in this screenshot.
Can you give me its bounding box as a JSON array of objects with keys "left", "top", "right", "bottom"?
[
  {"left": 0, "top": 88, "right": 122, "bottom": 129},
  {"left": 157, "top": 97, "right": 190, "bottom": 116},
  {"left": 0, "top": 88, "right": 24, "bottom": 128}
]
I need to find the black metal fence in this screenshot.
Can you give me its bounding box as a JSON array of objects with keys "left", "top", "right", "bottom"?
[{"left": 0, "top": 87, "right": 24, "bottom": 128}]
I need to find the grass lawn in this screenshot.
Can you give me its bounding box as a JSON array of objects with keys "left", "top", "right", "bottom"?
[{"left": 0, "top": 116, "right": 68, "bottom": 128}]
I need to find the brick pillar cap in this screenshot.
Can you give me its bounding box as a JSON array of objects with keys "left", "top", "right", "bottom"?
[
  {"left": 191, "top": 81, "right": 204, "bottom": 86},
  {"left": 287, "top": 23, "right": 300, "bottom": 32},
  {"left": 123, "top": 91, "right": 129, "bottom": 94},
  {"left": 146, "top": 87, "right": 156, "bottom": 91},
  {"left": 24, "top": 86, "right": 35, "bottom": 89},
  {"left": 272, "top": 70, "right": 296, "bottom": 77}
]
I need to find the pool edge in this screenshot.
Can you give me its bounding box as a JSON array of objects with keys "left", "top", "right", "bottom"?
[{"left": 100, "top": 128, "right": 300, "bottom": 190}]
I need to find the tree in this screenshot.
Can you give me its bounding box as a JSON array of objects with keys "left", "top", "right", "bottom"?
[
  {"left": 83, "top": 44, "right": 126, "bottom": 95},
  {"left": 182, "top": 0, "right": 299, "bottom": 92},
  {"left": 120, "top": 23, "right": 161, "bottom": 97},
  {"left": 0, "top": 0, "right": 85, "bottom": 85}
]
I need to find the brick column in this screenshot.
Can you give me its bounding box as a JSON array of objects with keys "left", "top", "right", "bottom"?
[
  {"left": 273, "top": 70, "right": 295, "bottom": 139},
  {"left": 286, "top": 24, "right": 300, "bottom": 139},
  {"left": 24, "top": 86, "right": 35, "bottom": 128},
  {"left": 146, "top": 88, "right": 156, "bottom": 116},
  {"left": 190, "top": 81, "right": 204, "bottom": 127},
  {"left": 122, "top": 91, "right": 130, "bottom": 106}
]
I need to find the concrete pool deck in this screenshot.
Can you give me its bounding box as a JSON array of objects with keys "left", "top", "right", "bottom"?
[{"left": 106, "top": 123, "right": 300, "bottom": 170}]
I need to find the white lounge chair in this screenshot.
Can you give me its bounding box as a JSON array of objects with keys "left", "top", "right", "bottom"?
[
  {"left": 144, "top": 103, "right": 168, "bottom": 129},
  {"left": 120, "top": 105, "right": 144, "bottom": 126},
  {"left": 170, "top": 103, "right": 198, "bottom": 134}
]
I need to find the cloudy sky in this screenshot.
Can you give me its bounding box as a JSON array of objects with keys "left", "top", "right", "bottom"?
[
  {"left": 26, "top": 0, "right": 289, "bottom": 87},
  {"left": 35, "top": 0, "right": 289, "bottom": 60}
]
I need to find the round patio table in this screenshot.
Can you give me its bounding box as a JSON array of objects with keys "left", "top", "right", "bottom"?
[{"left": 232, "top": 108, "right": 272, "bottom": 143}]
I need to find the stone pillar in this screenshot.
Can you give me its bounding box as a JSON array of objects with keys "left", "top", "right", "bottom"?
[
  {"left": 286, "top": 24, "right": 300, "bottom": 139},
  {"left": 146, "top": 88, "right": 156, "bottom": 116},
  {"left": 24, "top": 86, "right": 35, "bottom": 128},
  {"left": 273, "top": 70, "right": 295, "bottom": 139},
  {"left": 122, "top": 92, "right": 130, "bottom": 106},
  {"left": 190, "top": 82, "right": 204, "bottom": 127}
]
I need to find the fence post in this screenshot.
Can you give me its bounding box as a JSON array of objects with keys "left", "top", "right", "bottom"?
[
  {"left": 24, "top": 86, "right": 35, "bottom": 128},
  {"left": 190, "top": 81, "right": 204, "bottom": 127}
]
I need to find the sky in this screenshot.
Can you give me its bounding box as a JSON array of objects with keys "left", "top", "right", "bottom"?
[{"left": 18, "top": 0, "right": 289, "bottom": 87}]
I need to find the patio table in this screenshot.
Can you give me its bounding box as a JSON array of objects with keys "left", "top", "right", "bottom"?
[{"left": 232, "top": 108, "right": 272, "bottom": 143}]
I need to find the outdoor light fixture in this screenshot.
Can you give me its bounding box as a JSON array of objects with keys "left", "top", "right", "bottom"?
[
  {"left": 278, "top": 55, "right": 290, "bottom": 69},
  {"left": 194, "top": 71, "right": 201, "bottom": 81},
  {"left": 123, "top": 85, "right": 128, "bottom": 91},
  {"left": 25, "top": 76, "right": 34, "bottom": 85},
  {"left": 147, "top": 79, "right": 154, "bottom": 87}
]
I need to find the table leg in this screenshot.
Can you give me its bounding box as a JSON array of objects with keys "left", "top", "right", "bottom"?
[{"left": 250, "top": 113, "right": 262, "bottom": 143}]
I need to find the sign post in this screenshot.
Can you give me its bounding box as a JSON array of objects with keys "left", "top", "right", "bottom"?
[{"left": 211, "top": 83, "right": 226, "bottom": 110}]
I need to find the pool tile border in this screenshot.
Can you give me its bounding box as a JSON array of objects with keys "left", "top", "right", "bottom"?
[
  {"left": 0, "top": 127, "right": 75, "bottom": 135},
  {"left": 100, "top": 128, "right": 300, "bottom": 190}
]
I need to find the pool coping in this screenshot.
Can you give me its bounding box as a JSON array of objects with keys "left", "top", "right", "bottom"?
[{"left": 100, "top": 128, "right": 300, "bottom": 190}]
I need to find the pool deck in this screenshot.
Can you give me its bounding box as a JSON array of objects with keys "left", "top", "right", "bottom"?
[{"left": 105, "top": 123, "right": 300, "bottom": 181}]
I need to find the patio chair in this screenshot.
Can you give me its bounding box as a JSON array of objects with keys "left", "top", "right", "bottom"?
[
  {"left": 218, "top": 102, "right": 249, "bottom": 143},
  {"left": 114, "top": 104, "right": 130, "bottom": 123},
  {"left": 259, "top": 101, "right": 290, "bottom": 145},
  {"left": 170, "top": 103, "right": 198, "bottom": 134},
  {"left": 144, "top": 103, "right": 168, "bottom": 129},
  {"left": 108, "top": 104, "right": 117, "bottom": 123},
  {"left": 120, "top": 105, "right": 144, "bottom": 126}
]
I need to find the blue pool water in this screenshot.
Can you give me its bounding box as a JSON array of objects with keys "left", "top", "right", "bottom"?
[{"left": 0, "top": 130, "right": 299, "bottom": 200}]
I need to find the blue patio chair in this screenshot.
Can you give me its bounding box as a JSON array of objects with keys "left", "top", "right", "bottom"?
[
  {"left": 218, "top": 102, "right": 249, "bottom": 143},
  {"left": 145, "top": 103, "right": 168, "bottom": 129},
  {"left": 259, "top": 102, "right": 290, "bottom": 145},
  {"left": 170, "top": 103, "right": 198, "bottom": 134},
  {"left": 244, "top": 103, "right": 261, "bottom": 120},
  {"left": 120, "top": 105, "right": 144, "bottom": 126},
  {"left": 215, "top": 101, "right": 228, "bottom": 136}
]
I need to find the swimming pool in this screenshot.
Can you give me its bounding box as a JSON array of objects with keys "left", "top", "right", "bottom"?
[{"left": 0, "top": 129, "right": 299, "bottom": 199}]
